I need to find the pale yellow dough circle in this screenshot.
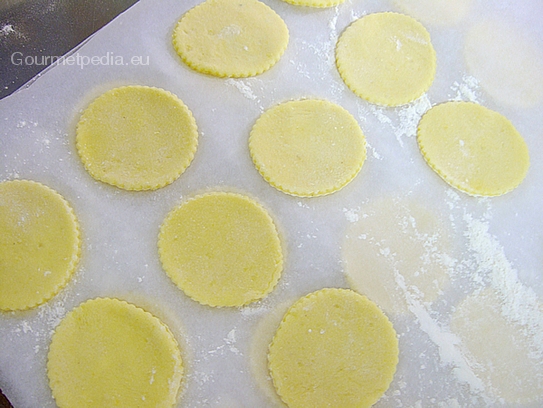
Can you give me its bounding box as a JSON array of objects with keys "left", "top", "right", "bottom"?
[
  {"left": 47, "top": 298, "right": 184, "bottom": 408},
  {"left": 268, "top": 288, "right": 399, "bottom": 408},
  {"left": 158, "top": 192, "right": 283, "bottom": 307},
  {"left": 280, "top": 0, "right": 343, "bottom": 8},
  {"left": 250, "top": 301, "right": 292, "bottom": 407},
  {"left": 0, "top": 180, "right": 80, "bottom": 311},
  {"left": 172, "top": 0, "right": 289, "bottom": 78},
  {"left": 336, "top": 12, "right": 436, "bottom": 106},
  {"left": 417, "top": 101, "right": 529, "bottom": 196},
  {"left": 249, "top": 99, "right": 366, "bottom": 197},
  {"left": 76, "top": 86, "right": 198, "bottom": 191}
]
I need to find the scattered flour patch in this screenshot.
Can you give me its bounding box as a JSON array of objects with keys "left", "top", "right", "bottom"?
[
  {"left": 367, "top": 94, "right": 431, "bottom": 147},
  {"left": 240, "top": 304, "right": 268, "bottom": 317},
  {"left": 21, "top": 321, "right": 32, "bottom": 334},
  {"left": 366, "top": 141, "right": 382, "bottom": 160},
  {"left": 451, "top": 75, "right": 481, "bottom": 102},
  {"left": 343, "top": 207, "right": 359, "bottom": 223},
  {"left": 393, "top": 266, "right": 487, "bottom": 396},
  {"left": 224, "top": 328, "right": 241, "bottom": 355},
  {"left": 395, "top": 94, "right": 432, "bottom": 145},
  {"left": 296, "top": 201, "right": 312, "bottom": 210},
  {"left": 225, "top": 79, "right": 258, "bottom": 101},
  {"left": 464, "top": 216, "right": 543, "bottom": 359},
  {"left": 369, "top": 105, "right": 393, "bottom": 125}
]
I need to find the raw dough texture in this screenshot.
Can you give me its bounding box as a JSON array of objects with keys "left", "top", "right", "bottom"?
[
  {"left": 342, "top": 197, "right": 451, "bottom": 315},
  {"left": 451, "top": 289, "right": 543, "bottom": 404},
  {"left": 280, "top": 0, "right": 343, "bottom": 8},
  {"left": 464, "top": 18, "right": 543, "bottom": 109},
  {"left": 250, "top": 301, "right": 292, "bottom": 407},
  {"left": 158, "top": 192, "right": 283, "bottom": 307},
  {"left": 172, "top": 0, "right": 289, "bottom": 78},
  {"left": 417, "top": 101, "right": 529, "bottom": 196},
  {"left": 76, "top": 85, "right": 198, "bottom": 191},
  {"left": 394, "top": 0, "right": 472, "bottom": 26},
  {"left": 249, "top": 99, "right": 366, "bottom": 197},
  {"left": 336, "top": 12, "right": 436, "bottom": 106},
  {"left": 268, "top": 288, "right": 398, "bottom": 408},
  {"left": 0, "top": 180, "right": 80, "bottom": 311},
  {"left": 47, "top": 298, "right": 184, "bottom": 408}
]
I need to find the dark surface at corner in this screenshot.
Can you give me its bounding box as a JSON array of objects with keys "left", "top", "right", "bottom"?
[
  {"left": 0, "top": 388, "right": 11, "bottom": 408},
  {"left": 0, "top": 0, "right": 140, "bottom": 100}
]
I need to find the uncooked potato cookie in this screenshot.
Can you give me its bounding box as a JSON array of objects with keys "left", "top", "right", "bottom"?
[
  {"left": 76, "top": 86, "right": 198, "bottom": 191},
  {"left": 336, "top": 12, "right": 436, "bottom": 106},
  {"left": 172, "top": 0, "right": 289, "bottom": 77},
  {"left": 0, "top": 180, "right": 80, "bottom": 311},
  {"left": 268, "top": 288, "right": 399, "bottom": 408},
  {"left": 417, "top": 101, "right": 529, "bottom": 196},
  {"left": 47, "top": 298, "right": 184, "bottom": 408},
  {"left": 249, "top": 99, "right": 366, "bottom": 197},
  {"left": 158, "top": 192, "right": 283, "bottom": 307}
]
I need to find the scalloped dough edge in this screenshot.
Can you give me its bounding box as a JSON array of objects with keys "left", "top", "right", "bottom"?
[
  {"left": 158, "top": 191, "right": 284, "bottom": 308},
  {"left": 248, "top": 99, "right": 367, "bottom": 197},
  {"left": 0, "top": 179, "right": 81, "bottom": 311},
  {"left": 76, "top": 85, "right": 198, "bottom": 191},
  {"left": 47, "top": 297, "right": 184, "bottom": 408},
  {"left": 172, "top": 0, "right": 289, "bottom": 78},
  {"left": 280, "top": 0, "right": 344, "bottom": 8},
  {"left": 268, "top": 288, "right": 399, "bottom": 407},
  {"left": 336, "top": 12, "right": 436, "bottom": 107},
  {"left": 416, "top": 101, "right": 530, "bottom": 197}
]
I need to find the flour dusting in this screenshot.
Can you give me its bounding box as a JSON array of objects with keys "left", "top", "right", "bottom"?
[
  {"left": 368, "top": 94, "right": 432, "bottom": 147},
  {"left": 451, "top": 75, "right": 481, "bottom": 102},
  {"left": 225, "top": 79, "right": 258, "bottom": 101},
  {"left": 394, "top": 94, "right": 432, "bottom": 146},
  {"left": 463, "top": 215, "right": 543, "bottom": 359},
  {"left": 343, "top": 207, "right": 359, "bottom": 223}
]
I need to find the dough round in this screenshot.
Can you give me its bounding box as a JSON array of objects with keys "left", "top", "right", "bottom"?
[
  {"left": 76, "top": 86, "right": 198, "bottom": 191},
  {"left": 280, "top": 0, "right": 343, "bottom": 8},
  {"left": 172, "top": 0, "right": 289, "bottom": 78},
  {"left": 268, "top": 288, "right": 399, "bottom": 408},
  {"left": 342, "top": 198, "right": 451, "bottom": 316},
  {"left": 0, "top": 180, "right": 80, "bottom": 311},
  {"left": 451, "top": 289, "right": 543, "bottom": 404},
  {"left": 394, "top": 0, "right": 472, "bottom": 26},
  {"left": 47, "top": 298, "right": 184, "bottom": 408},
  {"left": 158, "top": 192, "right": 283, "bottom": 307},
  {"left": 249, "top": 301, "right": 292, "bottom": 407},
  {"left": 464, "top": 18, "right": 543, "bottom": 109},
  {"left": 417, "top": 101, "right": 529, "bottom": 196},
  {"left": 336, "top": 12, "right": 436, "bottom": 106},
  {"left": 249, "top": 99, "right": 366, "bottom": 197}
]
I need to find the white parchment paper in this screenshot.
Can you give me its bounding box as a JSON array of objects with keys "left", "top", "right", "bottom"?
[{"left": 1, "top": 0, "right": 543, "bottom": 406}]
